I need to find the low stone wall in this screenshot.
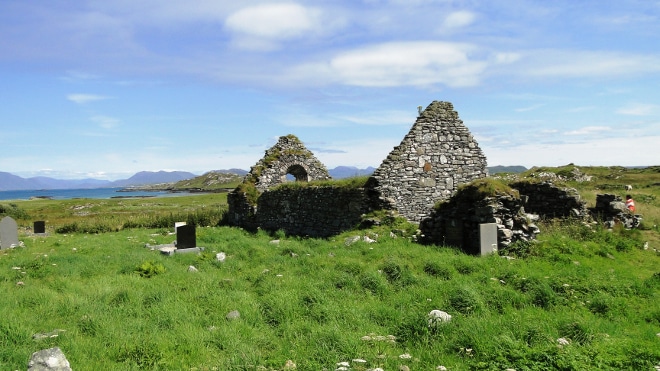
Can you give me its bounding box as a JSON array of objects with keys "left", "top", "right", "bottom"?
[
  {"left": 509, "top": 181, "right": 589, "bottom": 219},
  {"left": 591, "top": 194, "right": 642, "bottom": 229},
  {"left": 229, "top": 186, "right": 385, "bottom": 238}
]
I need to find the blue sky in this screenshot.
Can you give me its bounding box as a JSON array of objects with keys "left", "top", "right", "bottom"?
[{"left": 1, "top": 1, "right": 659, "bottom": 180}]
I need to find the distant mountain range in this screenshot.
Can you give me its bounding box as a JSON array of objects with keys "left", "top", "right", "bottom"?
[
  {"left": 0, "top": 170, "right": 198, "bottom": 191},
  {"left": 0, "top": 165, "right": 524, "bottom": 191}
]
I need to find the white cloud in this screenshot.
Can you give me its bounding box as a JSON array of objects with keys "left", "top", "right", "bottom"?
[
  {"left": 520, "top": 50, "right": 660, "bottom": 78},
  {"left": 616, "top": 103, "right": 657, "bottom": 116},
  {"left": 492, "top": 52, "right": 521, "bottom": 64},
  {"left": 563, "top": 126, "right": 612, "bottom": 136},
  {"left": 514, "top": 104, "right": 544, "bottom": 112},
  {"left": 91, "top": 115, "right": 121, "bottom": 129},
  {"left": 483, "top": 135, "right": 660, "bottom": 168},
  {"left": 225, "top": 3, "right": 321, "bottom": 50},
  {"left": 442, "top": 11, "right": 476, "bottom": 29},
  {"left": 291, "top": 41, "right": 488, "bottom": 88},
  {"left": 67, "top": 94, "right": 110, "bottom": 104},
  {"left": 339, "top": 110, "right": 415, "bottom": 126}
]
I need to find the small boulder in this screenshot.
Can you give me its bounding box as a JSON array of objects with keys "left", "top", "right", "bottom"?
[
  {"left": 27, "top": 347, "right": 72, "bottom": 371},
  {"left": 428, "top": 310, "right": 452, "bottom": 327},
  {"left": 226, "top": 310, "right": 241, "bottom": 321}
]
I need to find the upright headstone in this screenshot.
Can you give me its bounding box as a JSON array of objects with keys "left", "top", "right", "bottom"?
[
  {"left": 34, "top": 221, "right": 46, "bottom": 234},
  {"left": 0, "top": 216, "right": 19, "bottom": 249},
  {"left": 479, "top": 223, "right": 498, "bottom": 256},
  {"left": 176, "top": 224, "right": 196, "bottom": 249}
]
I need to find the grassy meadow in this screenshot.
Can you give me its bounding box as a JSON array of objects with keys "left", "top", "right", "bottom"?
[{"left": 0, "top": 166, "right": 659, "bottom": 370}]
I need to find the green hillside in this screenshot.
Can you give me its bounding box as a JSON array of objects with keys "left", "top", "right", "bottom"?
[{"left": 169, "top": 171, "right": 243, "bottom": 192}]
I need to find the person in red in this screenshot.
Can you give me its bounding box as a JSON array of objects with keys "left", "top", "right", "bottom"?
[{"left": 625, "top": 195, "right": 635, "bottom": 213}]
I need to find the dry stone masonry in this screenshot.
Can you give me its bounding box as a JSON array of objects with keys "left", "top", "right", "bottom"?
[
  {"left": 247, "top": 134, "right": 331, "bottom": 192},
  {"left": 227, "top": 102, "right": 489, "bottom": 236},
  {"left": 591, "top": 193, "right": 642, "bottom": 229},
  {"left": 366, "top": 101, "right": 488, "bottom": 222},
  {"left": 419, "top": 186, "right": 540, "bottom": 253},
  {"left": 509, "top": 181, "right": 589, "bottom": 219}
]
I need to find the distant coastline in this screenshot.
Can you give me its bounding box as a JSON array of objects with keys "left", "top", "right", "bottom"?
[{"left": 0, "top": 187, "right": 201, "bottom": 201}]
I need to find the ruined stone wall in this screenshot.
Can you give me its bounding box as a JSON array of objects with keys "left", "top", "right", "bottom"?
[
  {"left": 420, "top": 194, "right": 539, "bottom": 253},
  {"left": 509, "top": 181, "right": 588, "bottom": 219},
  {"left": 256, "top": 187, "right": 376, "bottom": 238},
  {"left": 226, "top": 191, "right": 258, "bottom": 231},
  {"left": 367, "top": 101, "right": 488, "bottom": 222},
  {"left": 227, "top": 102, "right": 491, "bottom": 236}
]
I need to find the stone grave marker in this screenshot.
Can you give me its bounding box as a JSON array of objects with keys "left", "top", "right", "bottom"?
[
  {"left": 176, "top": 224, "right": 196, "bottom": 249},
  {"left": 479, "top": 223, "right": 498, "bottom": 256},
  {"left": 0, "top": 216, "right": 19, "bottom": 249},
  {"left": 34, "top": 221, "right": 46, "bottom": 234}
]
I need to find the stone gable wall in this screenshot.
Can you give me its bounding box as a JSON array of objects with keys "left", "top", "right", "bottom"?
[
  {"left": 249, "top": 135, "right": 331, "bottom": 192},
  {"left": 366, "top": 101, "right": 488, "bottom": 222}
]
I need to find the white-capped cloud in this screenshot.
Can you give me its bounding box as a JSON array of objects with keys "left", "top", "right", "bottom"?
[
  {"left": 225, "top": 3, "right": 321, "bottom": 50},
  {"left": 67, "top": 94, "right": 110, "bottom": 104}
]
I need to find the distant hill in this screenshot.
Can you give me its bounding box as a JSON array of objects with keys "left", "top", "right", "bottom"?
[
  {"left": 328, "top": 166, "right": 376, "bottom": 178},
  {"left": 0, "top": 172, "right": 35, "bottom": 191},
  {"left": 170, "top": 171, "right": 243, "bottom": 191},
  {"left": 213, "top": 168, "right": 249, "bottom": 176},
  {"left": 110, "top": 171, "right": 197, "bottom": 187},
  {"left": 487, "top": 165, "right": 527, "bottom": 174},
  {"left": 0, "top": 171, "right": 198, "bottom": 191}
]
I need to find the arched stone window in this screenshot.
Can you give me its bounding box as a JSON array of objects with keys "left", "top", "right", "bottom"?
[{"left": 283, "top": 164, "right": 309, "bottom": 182}]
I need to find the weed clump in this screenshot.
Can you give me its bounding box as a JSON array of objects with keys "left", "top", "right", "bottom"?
[
  {"left": 0, "top": 203, "right": 29, "bottom": 220},
  {"left": 423, "top": 261, "right": 453, "bottom": 280},
  {"left": 135, "top": 261, "right": 165, "bottom": 278}
]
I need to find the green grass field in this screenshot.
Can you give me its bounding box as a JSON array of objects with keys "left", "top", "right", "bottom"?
[{"left": 0, "top": 166, "right": 658, "bottom": 370}]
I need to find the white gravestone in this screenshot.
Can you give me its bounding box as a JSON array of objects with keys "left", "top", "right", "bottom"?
[
  {"left": 479, "top": 223, "right": 498, "bottom": 256},
  {"left": 0, "top": 216, "right": 19, "bottom": 249}
]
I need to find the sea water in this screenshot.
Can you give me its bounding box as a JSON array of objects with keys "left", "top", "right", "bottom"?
[{"left": 0, "top": 188, "right": 194, "bottom": 201}]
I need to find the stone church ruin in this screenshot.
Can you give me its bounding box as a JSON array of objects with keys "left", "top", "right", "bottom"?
[
  {"left": 365, "top": 101, "right": 488, "bottom": 222},
  {"left": 226, "top": 101, "right": 490, "bottom": 237}
]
